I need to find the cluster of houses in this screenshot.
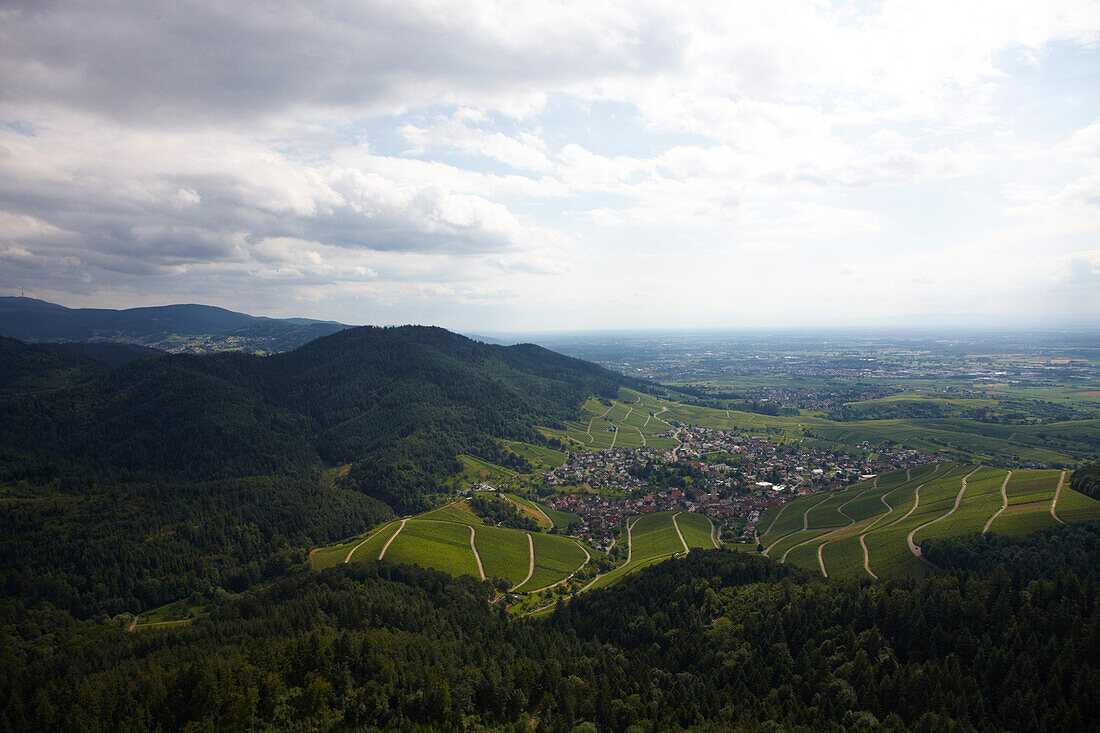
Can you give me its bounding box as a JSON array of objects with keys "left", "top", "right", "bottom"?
[{"left": 540, "top": 426, "right": 939, "bottom": 545}]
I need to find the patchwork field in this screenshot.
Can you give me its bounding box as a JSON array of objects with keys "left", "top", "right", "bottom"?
[
  {"left": 756, "top": 463, "right": 1100, "bottom": 580},
  {"left": 543, "top": 387, "right": 1090, "bottom": 464}
]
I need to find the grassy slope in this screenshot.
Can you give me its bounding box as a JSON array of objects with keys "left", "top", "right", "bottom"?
[
  {"left": 913, "top": 466, "right": 1008, "bottom": 543},
  {"left": 504, "top": 493, "right": 553, "bottom": 530},
  {"left": 676, "top": 512, "right": 718, "bottom": 549},
  {"left": 1055, "top": 487, "right": 1100, "bottom": 524},
  {"left": 313, "top": 500, "right": 595, "bottom": 591},
  {"left": 504, "top": 440, "right": 568, "bottom": 469},
  {"left": 515, "top": 532, "right": 589, "bottom": 592},
  {"left": 381, "top": 520, "right": 481, "bottom": 578},
  {"left": 541, "top": 504, "right": 583, "bottom": 528},
  {"left": 309, "top": 519, "right": 401, "bottom": 570},
  {"left": 475, "top": 524, "right": 532, "bottom": 587}
]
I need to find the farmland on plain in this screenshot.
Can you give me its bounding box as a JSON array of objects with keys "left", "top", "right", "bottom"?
[{"left": 545, "top": 387, "right": 1090, "bottom": 465}]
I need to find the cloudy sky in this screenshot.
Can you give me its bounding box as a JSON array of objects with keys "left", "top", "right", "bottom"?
[{"left": 2, "top": 0, "right": 1099, "bottom": 331}]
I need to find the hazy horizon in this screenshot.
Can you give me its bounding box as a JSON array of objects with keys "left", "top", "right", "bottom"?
[{"left": 8, "top": 293, "right": 1100, "bottom": 339}]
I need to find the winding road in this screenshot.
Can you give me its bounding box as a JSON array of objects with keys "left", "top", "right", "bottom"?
[
  {"left": 982, "top": 471, "right": 1013, "bottom": 534},
  {"left": 468, "top": 525, "right": 486, "bottom": 580},
  {"left": 814, "top": 481, "right": 875, "bottom": 577},
  {"left": 759, "top": 500, "right": 791, "bottom": 539},
  {"left": 857, "top": 464, "right": 940, "bottom": 579},
  {"left": 509, "top": 532, "right": 536, "bottom": 591},
  {"left": 907, "top": 466, "right": 982, "bottom": 564},
  {"left": 1051, "top": 470, "right": 1067, "bottom": 524},
  {"left": 782, "top": 487, "right": 870, "bottom": 567},
  {"left": 672, "top": 512, "right": 689, "bottom": 554},
  {"left": 377, "top": 518, "right": 408, "bottom": 560},
  {"left": 764, "top": 493, "right": 832, "bottom": 557},
  {"left": 575, "top": 517, "right": 637, "bottom": 594},
  {"left": 344, "top": 520, "right": 398, "bottom": 563},
  {"left": 507, "top": 495, "right": 553, "bottom": 529},
  {"left": 525, "top": 540, "right": 593, "bottom": 595}
]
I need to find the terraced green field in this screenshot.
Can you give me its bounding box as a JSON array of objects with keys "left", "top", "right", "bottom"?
[
  {"left": 308, "top": 519, "right": 401, "bottom": 570},
  {"left": 1055, "top": 484, "right": 1100, "bottom": 524},
  {"left": 312, "top": 504, "right": 595, "bottom": 591},
  {"left": 515, "top": 534, "right": 591, "bottom": 592},
  {"left": 585, "top": 510, "right": 722, "bottom": 591},
  {"left": 543, "top": 389, "right": 681, "bottom": 450},
  {"left": 755, "top": 463, "right": 1100, "bottom": 581},
  {"left": 910, "top": 466, "right": 1006, "bottom": 543},
  {"left": 381, "top": 520, "right": 482, "bottom": 578},
  {"left": 474, "top": 524, "right": 532, "bottom": 587},
  {"left": 631, "top": 511, "right": 690, "bottom": 560}
]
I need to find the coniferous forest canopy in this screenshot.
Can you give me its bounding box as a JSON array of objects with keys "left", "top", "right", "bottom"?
[{"left": 2, "top": 526, "right": 1099, "bottom": 731}]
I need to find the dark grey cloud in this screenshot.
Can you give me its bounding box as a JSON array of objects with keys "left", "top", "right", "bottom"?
[{"left": 1, "top": 0, "right": 677, "bottom": 125}]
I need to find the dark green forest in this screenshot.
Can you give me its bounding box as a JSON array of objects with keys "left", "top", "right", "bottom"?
[
  {"left": 1071, "top": 460, "right": 1100, "bottom": 500},
  {"left": 1, "top": 327, "right": 631, "bottom": 513},
  {"left": 468, "top": 494, "right": 539, "bottom": 531},
  {"left": 2, "top": 525, "right": 1098, "bottom": 732}
]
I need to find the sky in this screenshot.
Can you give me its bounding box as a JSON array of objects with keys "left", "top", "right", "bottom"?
[{"left": 2, "top": 0, "right": 1099, "bottom": 331}]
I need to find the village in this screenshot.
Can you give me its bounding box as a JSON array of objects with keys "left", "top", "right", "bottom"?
[{"left": 540, "top": 425, "right": 939, "bottom": 548}]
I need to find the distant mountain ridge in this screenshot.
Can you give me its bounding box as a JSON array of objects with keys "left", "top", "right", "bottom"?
[{"left": 0, "top": 297, "right": 350, "bottom": 354}]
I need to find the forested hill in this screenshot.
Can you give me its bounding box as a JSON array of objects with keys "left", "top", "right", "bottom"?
[{"left": 0, "top": 325, "right": 634, "bottom": 512}]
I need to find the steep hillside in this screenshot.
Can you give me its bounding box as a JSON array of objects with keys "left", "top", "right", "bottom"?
[{"left": 0, "top": 325, "right": 633, "bottom": 511}]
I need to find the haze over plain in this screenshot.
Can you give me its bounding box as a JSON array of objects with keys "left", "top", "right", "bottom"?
[{"left": 2, "top": 1, "right": 1098, "bottom": 330}]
